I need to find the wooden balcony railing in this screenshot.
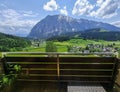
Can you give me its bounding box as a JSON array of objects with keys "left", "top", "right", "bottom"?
[{"left": 0, "top": 52, "right": 120, "bottom": 92}]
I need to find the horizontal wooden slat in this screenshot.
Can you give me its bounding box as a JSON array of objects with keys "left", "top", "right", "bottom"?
[
  {"left": 21, "top": 70, "right": 57, "bottom": 74},
  {"left": 59, "top": 75, "right": 112, "bottom": 77},
  {"left": 60, "top": 64, "right": 113, "bottom": 69},
  {"left": 59, "top": 80, "right": 110, "bottom": 83},
  {"left": 59, "top": 57, "right": 115, "bottom": 63},
  {"left": 22, "top": 68, "right": 57, "bottom": 70},
  {"left": 60, "top": 62, "right": 114, "bottom": 64},
  {"left": 7, "top": 62, "right": 57, "bottom": 64},
  {"left": 16, "top": 64, "right": 57, "bottom": 68},
  {"left": 8, "top": 68, "right": 113, "bottom": 71},
  {"left": 60, "top": 69, "right": 113, "bottom": 71},
  {"left": 29, "top": 74, "right": 57, "bottom": 76},
  {"left": 19, "top": 74, "right": 112, "bottom": 77},
  {"left": 17, "top": 79, "right": 110, "bottom": 83},
  {"left": 60, "top": 76, "right": 111, "bottom": 81},
  {"left": 19, "top": 76, "right": 58, "bottom": 80},
  {"left": 5, "top": 57, "right": 57, "bottom": 62},
  {"left": 17, "top": 79, "right": 58, "bottom": 82},
  {"left": 60, "top": 71, "right": 112, "bottom": 75}
]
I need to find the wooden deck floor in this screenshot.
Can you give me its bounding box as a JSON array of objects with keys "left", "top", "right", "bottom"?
[{"left": 12, "top": 81, "right": 67, "bottom": 92}]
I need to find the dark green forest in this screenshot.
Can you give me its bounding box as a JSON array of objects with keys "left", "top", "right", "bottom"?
[
  {"left": 47, "top": 29, "right": 120, "bottom": 41},
  {"left": 0, "top": 32, "right": 31, "bottom": 51}
]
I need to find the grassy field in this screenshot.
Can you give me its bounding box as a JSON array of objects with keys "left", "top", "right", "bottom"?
[
  {"left": 23, "top": 39, "right": 120, "bottom": 53},
  {"left": 0, "top": 39, "right": 120, "bottom": 57},
  {"left": 24, "top": 47, "right": 45, "bottom": 52},
  {"left": 0, "top": 52, "right": 2, "bottom": 58},
  {"left": 54, "top": 39, "right": 120, "bottom": 53},
  {"left": 57, "top": 46, "right": 68, "bottom": 52}
]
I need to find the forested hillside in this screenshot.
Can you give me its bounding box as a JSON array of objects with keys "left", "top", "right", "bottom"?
[
  {"left": 0, "top": 32, "right": 31, "bottom": 51},
  {"left": 47, "top": 29, "right": 120, "bottom": 41}
]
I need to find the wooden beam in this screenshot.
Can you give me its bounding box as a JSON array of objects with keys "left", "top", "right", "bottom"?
[{"left": 57, "top": 54, "right": 60, "bottom": 77}]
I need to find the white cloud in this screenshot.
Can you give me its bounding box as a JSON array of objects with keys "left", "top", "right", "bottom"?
[
  {"left": 72, "top": 0, "right": 120, "bottom": 19},
  {"left": 90, "top": 0, "right": 119, "bottom": 18},
  {"left": 22, "top": 11, "right": 39, "bottom": 17},
  {"left": 60, "top": 6, "right": 68, "bottom": 16},
  {"left": 96, "top": 0, "right": 104, "bottom": 7},
  {"left": 43, "top": 0, "right": 58, "bottom": 11},
  {"left": 112, "top": 21, "right": 120, "bottom": 28},
  {"left": 72, "top": 0, "right": 94, "bottom": 15},
  {"left": 0, "top": 9, "right": 38, "bottom": 36}
]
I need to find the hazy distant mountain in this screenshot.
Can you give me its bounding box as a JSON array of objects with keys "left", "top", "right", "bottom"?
[{"left": 28, "top": 15, "right": 120, "bottom": 39}]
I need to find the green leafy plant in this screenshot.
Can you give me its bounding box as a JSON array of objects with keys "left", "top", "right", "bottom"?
[
  {"left": 14, "top": 64, "right": 21, "bottom": 73},
  {"left": 0, "top": 64, "right": 22, "bottom": 87},
  {"left": 2, "top": 75, "right": 9, "bottom": 85},
  {"left": 8, "top": 64, "right": 21, "bottom": 74},
  {"left": 0, "top": 75, "right": 12, "bottom": 86}
]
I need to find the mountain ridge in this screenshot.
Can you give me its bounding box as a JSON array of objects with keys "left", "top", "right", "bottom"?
[
  {"left": 28, "top": 15, "right": 120, "bottom": 39},
  {"left": 47, "top": 28, "right": 120, "bottom": 41}
]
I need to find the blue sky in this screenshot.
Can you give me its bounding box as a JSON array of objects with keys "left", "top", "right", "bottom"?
[{"left": 0, "top": 0, "right": 120, "bottom": 36}]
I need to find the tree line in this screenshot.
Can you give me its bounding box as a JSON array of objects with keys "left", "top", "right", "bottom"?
[
  {"left": 0, "top": 33, "right": 31, "bottom": 51},
  {"left": 47, "top": 31, "right": 120, "bottom": 41}
]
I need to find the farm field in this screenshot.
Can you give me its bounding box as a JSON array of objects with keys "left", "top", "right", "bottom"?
[
  {"left": 0, "top": 52, "right": 2, "bottom": 58},
  {"left": 25, "top": 39, "right": 120, "bottom": 52},
  {"left": 0, "top": 39, "right": 120, "bottom": 57}
]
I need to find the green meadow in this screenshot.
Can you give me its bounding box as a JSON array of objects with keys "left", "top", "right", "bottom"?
[
  {"left": 0, "top": 52, "right": 2, "bottom": 58},
  {"left": 0, "top": 39, "right": 120, "bottom": 57},
  {"left": 25, "top": 39, "right": 120, "bottom": 52}
]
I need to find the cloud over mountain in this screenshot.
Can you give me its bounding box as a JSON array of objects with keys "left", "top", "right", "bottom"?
[
  {"left": 72, "top": 0, "right": 120, "bottom": 18},
  {"left": 43, "top": 0, "right": 59, "bottom": 11},
  {"left": 72, "top": 0, "right": 94, "bottom": 15},
  {"left": 60, "top": 6, "right": 68, "bottom": 16},
  {"left": 90, "top": 0, "right": 120, "bottom": 18},
  {"left": 112, "top": 21, "right": 120, "bottom": 28},
  {"left": 0, "top": 8, "right": 38, "bottom": 36}
]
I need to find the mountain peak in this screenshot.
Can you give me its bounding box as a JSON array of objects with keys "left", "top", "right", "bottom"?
[
  {"left": 28, "top": 15, "right": 120, "bottom": 39},
  {"left": 46, "top": 15, "right": 74, "bottom": 22},
  {"left": 58, "top": 15, "right": 74, "bottom": 22}
]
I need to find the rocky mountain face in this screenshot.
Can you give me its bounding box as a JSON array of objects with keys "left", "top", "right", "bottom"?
[{"left": 28, "top": 15, "right": 120, "bottom": 39}]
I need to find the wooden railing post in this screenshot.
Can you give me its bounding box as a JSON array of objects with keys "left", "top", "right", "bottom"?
[
  {"left": 57, "top": 54, "right": 60, "bottom": 77},
  {"left": 57, "top": 54, "right": 61, "bottom": 92},
  {"left": 115, "top": 58, "right": 120, "bottom": 87},
  {"left": 110, "top": 58, "right": 119, "bottom": 88}
]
